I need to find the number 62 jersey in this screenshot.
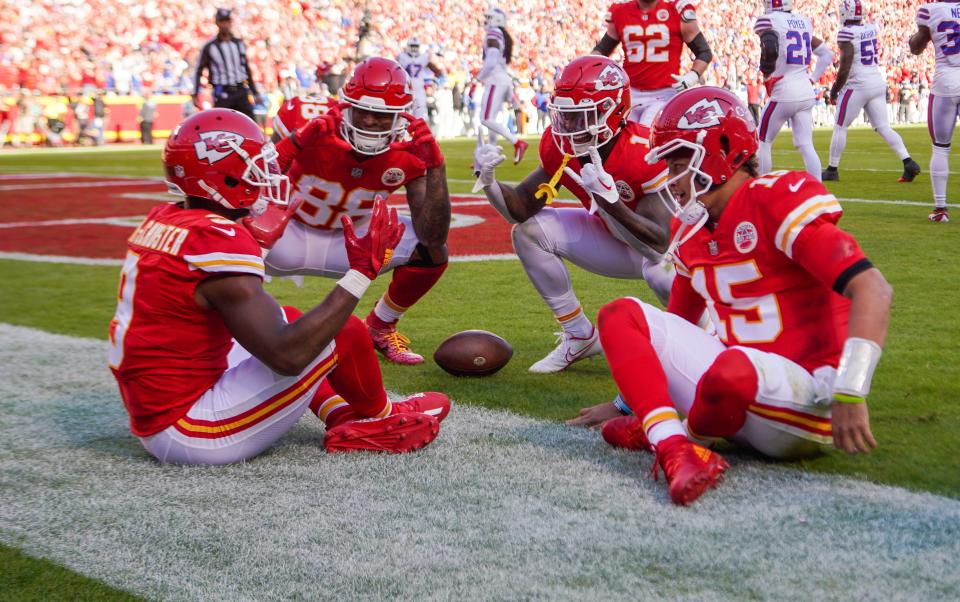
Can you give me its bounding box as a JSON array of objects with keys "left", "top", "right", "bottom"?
[
  {"left": 605, "top": 0, "right": 695, "bottom": 91},
  {"left": 669, "top": 171, "right": 869, "bottom": 373},
  {"left": 917, "top": 2, "right": 960, "bottom": 97}
]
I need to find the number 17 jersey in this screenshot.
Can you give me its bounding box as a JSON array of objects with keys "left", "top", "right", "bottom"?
[
  {"left": 753, "top": 11, "right": 816, "bottom": 101},
  {"left": 917, "top": 2, "right": 960, "bottom": 97}
]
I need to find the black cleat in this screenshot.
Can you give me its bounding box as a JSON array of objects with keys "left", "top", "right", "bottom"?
[
  {"left": 821, "top": 167, "right": 839, "bottom": 182},
  {"left": 899, "top": 159, "right": 921, "bottom": 182}
]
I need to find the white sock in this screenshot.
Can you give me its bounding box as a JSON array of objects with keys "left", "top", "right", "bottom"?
[
  {"left": 758, "top": 141, "right": 773, "bottom": 175},
  {"left": 558, "top": 308, "right": 593, "bottom": 339},
  {"left": 931, "top": 145, "right": 951, "bottom": 207},
  {"left": 643, "top": 407, "right": 686, "bottom": 448},
  {"left": 876, "top": 126, "right": 909, "bottom": 161},
  {"left": 797, "top": 143, "right": 822, "bottom": 181},
  {"left": 482, "top": 119, "right": 517, "bottom": 145},
  {"left": 373, "top": 294, "right": 405, "bottom": 325},
  {"left": 829, "top": 126, "right": 848, "bottom": 168}
]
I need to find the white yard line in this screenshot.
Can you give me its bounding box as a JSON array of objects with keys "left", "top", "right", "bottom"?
[{"left": 0, "top": 324, "right": 957, "bottom": 601}]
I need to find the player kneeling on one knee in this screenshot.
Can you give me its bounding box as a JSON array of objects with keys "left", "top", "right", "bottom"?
[
  {"left": 108, "top": 109, "right": 450, "bottom": 466},
  {"left": 578, "top": 88, "right": 892, "bottom": 506},
  {"left": 476, "top": 55, "right": 675, "bottom": 374}
]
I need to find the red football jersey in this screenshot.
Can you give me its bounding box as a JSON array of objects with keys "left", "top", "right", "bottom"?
[
  {"left": 539, "top": 122, "right": 669, "bottom": 213},
  {"left": 668, "top": 171, "right": 867, "bottom": 372},
  {"left": 273, "top": 95, "right": 332, "bottom": 139},
  {"left": 108, "top": 203, "right": 266, "bottom": 436},
  {"left": 605, "top": 0, "right": 695, "bottom": 90},
  {"left": 285, "top": 131, "right": 427, "bottom": 230}
]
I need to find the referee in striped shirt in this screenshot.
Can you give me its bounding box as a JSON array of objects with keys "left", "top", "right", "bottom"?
[{"left": 192, "top": 8, "right": 261, "bottom": 120}]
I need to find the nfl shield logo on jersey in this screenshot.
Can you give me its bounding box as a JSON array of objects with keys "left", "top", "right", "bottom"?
[
  {"left": 677, "top": 99, "right": 725, "bottom": 130},
  {"left": 615, "top": 180, "right": 635, "bottom": 202},
  {"left": 193, "top": 131, "right": 244, "bottom": 165},
  {"left": 734, "top": 221, "right": 758, "bottom": 253}
]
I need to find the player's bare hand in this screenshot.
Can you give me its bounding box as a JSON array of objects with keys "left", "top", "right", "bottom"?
[
  {"left": 566, "top": 401, "right": 623, "bottom": 429},
  {"left": 472, "top": 144, "right": 506, "bottom": 192},
  {"left": 830, "top": 401, "right": 877, "bottom": 454},
  {"left": 241, "top": 199, "right": 301, "bottom": 250},
  {"left": 563, "top": 146, "right": 619, "bottom": 212},
  {"left": 341, "top": 196, "right": 404, "bottom": 280},
  {"left": 391, "top": 112, "right": 444, "bottom": 169}
]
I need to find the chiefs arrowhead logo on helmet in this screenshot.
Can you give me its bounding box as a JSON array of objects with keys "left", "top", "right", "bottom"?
[
  {"left": 677, "top": 99, "right": 725, "bottom": 130},
  {"left": 194, "top": 131, "right": 244, "bottom": 164},
  {"left": 595, "top": 64, "right": 626, "bottom": 91}
]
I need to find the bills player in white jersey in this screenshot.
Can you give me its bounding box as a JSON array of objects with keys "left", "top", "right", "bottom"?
[
  {"left": 397, "top": 38, "right": 443, "bottom": 120},
  {"left": 473, "top": 7, "right": 528, "bottom": 174},
  {"left": 823, "top": 0, "right": 921, "bottom": 184},
  {"left": 911, "top": 1, "right": 960, "bottom": 222},
  {"left": 753, "top": 0, "right": 833, "bottom": 180}
]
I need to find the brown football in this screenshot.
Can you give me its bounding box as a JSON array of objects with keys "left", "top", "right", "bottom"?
[{"left": 433, "top": 330, "right": 513, "bottom": 377}]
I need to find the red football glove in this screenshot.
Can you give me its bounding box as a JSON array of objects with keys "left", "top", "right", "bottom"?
[
  {"left": 240, "top": 199, "right": 302, "bottom": 250},
  {"left": 340, "top": 196, "right": 405, "bottom": 280},
  {"left": 390, "top": 112, "right": 444, "bottom": 169},
  {"left": 294, "top": 102, "right": 347, "bottom": 146}
]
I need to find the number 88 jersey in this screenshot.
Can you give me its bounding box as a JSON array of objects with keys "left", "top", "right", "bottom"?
[
  {"left": 753, "top": 10, "right": 815, "bottom": 101},
  {"left": 605, "top": 0, "right": 693, "bottom": 91},
  {"left": 670, "top": 171, "right": 868, "bottom": 373},
  {"left": 917, "top": 2, "right": 960, "bottom": 97},
  {"left": 272, "top": 95, "right": 331, "bottom": 139}
]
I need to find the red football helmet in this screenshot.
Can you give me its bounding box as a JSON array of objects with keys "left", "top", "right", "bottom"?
[
  {"left": 339, "top": 57, "right": 413, "bottom": 155},
  {"left": 548, "top": 55, "right": 629, "bottom": 157},
  {"left": 646, "top": 86, "right": 757, "bottom": 247},
  {"left": 163, "top": 108, "right": 289, "bottom": 214}
]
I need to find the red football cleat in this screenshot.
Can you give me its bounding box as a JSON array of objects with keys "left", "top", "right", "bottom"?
[
  {"left": 929, "top": 207, "right": 950, "bottom": 223},
  {"left": 513, "top": 139, "right": 529, "bottom": 165},
  {"left": 601, "top": 416, "right": 652, "bottom": 452},
  {"left": 654, "top": 436, "right": 729, "bottom": 506},
  {"left": 392, "top": 391, "right": 451, "bottom": 423},
  {"left": 324, "top": 412, "right": 440, "bottom": 454},
  {"left": 367, "top": 318, "right": 425, "bottom": 366}
]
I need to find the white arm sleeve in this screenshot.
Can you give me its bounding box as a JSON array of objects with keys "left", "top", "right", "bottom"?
[
  {"left": 477, "top": 46, "right": 502, "bottom": 82},
  {"left": 596, "top": 209, "right": 664, "bottom": 262},
  {"left": 810, "top": 44, "right": 834, "bottom": 82},
  {"left": 483, "top": 181, "right": 519, "bottom": 225}
]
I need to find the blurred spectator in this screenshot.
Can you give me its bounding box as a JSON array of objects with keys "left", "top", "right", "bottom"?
[
  {"left": 139, "top": 92, "right": 156, "bottom": 144},
  {"left": 0, "top": 0, "right": 933, "bottom": 144}
]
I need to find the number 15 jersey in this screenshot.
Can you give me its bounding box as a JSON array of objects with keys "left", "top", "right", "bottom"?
[
  {"left": 753, "top": 11, "right": 816, "bottom": 101},
  {"left": 670, "top": 171, "right": 868, "bottom": 373},
  {"left": 917, "top": 2, "right": 960, "bottom": 97}
]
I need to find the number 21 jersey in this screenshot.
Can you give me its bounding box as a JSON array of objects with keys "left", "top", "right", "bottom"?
[{"left": 753, "top": 11, "right": 815, "bottom": 101}]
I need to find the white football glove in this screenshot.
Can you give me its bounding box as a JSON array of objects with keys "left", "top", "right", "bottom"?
[
  {"left": 563, "top": 146, "right": 619, "bottom": 214},
  {"left": 471, "top": 144, "right": 507, "bottom": 193},
  {"left": 671, "top": 70, "right": 702, "bottom": 91}
]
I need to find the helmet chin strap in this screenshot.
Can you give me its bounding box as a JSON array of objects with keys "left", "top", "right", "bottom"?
[{"left": 665, "top": 201, "right": 709, "bottom": 262}]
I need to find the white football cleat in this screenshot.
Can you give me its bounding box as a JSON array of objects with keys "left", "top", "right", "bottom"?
[{"left": 528, "top": 328, "right": 603, "bottom": 373}]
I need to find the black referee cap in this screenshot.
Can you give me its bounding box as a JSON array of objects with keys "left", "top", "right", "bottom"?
[{"left": 215, "top": 8, "right": 232, "bottom": 21}]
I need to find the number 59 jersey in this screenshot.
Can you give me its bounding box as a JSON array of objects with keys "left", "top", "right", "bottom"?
[
  {"left": 836, "top": 23, "right": 885, "bottom": 90},
  {"left": 671, "top": 171, "right": 868, "bottom": 373},
  {"left": 753, "top": 11, "right": 816, "bottom": 101},
  {"left": 917, "top": 2, "right": 960, "bottom": 97}
]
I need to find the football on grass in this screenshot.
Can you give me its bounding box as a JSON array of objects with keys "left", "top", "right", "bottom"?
[{"left": 433, "top": 330, "right": 513, "bottom": 377}]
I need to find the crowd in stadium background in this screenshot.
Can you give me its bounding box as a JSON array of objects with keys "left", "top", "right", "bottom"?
[{"left": 0, "top": 0, "right": 933, "bottom": 146}]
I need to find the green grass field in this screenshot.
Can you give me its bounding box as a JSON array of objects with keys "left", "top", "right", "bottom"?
[{"left": 2, "top": 126, "right": 959, "bottom": 599}]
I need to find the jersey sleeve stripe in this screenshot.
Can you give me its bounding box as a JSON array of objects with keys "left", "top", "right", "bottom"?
[
  {"left": 837, "top": 31, "right": 854, "bottom": 42},
  {"left": 641, "top": 170, "right": 670, "bottom": 193},
  {"left": 753, "top": 18, "right": 772, "bottom": 33},
  {"left": 774, "top": 194, "right": 843, "bottom": 258},
  {"left": 184, "top": 252, "right": 265, "bottom": 275},
  {"left": 273, "top": 116, "right": 290, "bottom": 138}
]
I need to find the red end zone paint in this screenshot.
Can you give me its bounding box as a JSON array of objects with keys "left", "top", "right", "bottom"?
[{"left": 0, "top": 174, "right": 516, "bottom": 261}]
